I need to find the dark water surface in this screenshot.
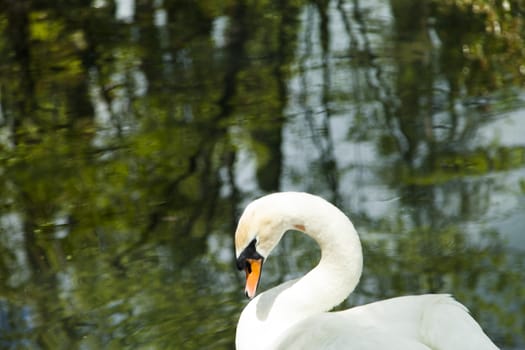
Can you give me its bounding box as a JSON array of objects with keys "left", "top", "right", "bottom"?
[{"left": 1, "top": 0, "right": 525, "bottom": 349}]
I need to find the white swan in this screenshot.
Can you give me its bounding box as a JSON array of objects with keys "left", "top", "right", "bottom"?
[{"left": 234, "top": 192, "right": 499, "bottom": 350}]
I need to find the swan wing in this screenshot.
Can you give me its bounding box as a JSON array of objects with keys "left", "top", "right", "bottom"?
[
  {"left": 273, "top": 312, "right": 431, "bottom": 350},
  {"left": 273, "top": 294, "right": 499, "bottom": 350},
  {"left": 419, "top": 295, "right": 499, "bottom": 350}
]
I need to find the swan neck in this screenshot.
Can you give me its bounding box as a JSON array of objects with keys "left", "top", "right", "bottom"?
[{"left": 289, "top": 197, "right": 363, "bottom": 312}]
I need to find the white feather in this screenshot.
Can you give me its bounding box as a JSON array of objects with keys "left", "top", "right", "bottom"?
[{"left": 235, "top": 192, "right": 499, "bottom": 350}]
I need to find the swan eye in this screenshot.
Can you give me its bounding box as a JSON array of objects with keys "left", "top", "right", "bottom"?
[
  {"left": 235, "top": 239, "right": 264, "bottom": 299},
  {"left": 236, "top": 257, "right": 251, "bottom": 272},
  {"left": 236, "top": 238, "right": 262, "bottom": 270}
]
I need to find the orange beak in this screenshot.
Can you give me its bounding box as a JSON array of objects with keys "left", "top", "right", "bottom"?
[{"left": 244, "top": 258, "right": 263, "bottom": 299}]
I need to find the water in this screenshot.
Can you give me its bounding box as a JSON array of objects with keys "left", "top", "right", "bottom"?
[{"left": 0, "top": 0, "right": 524, "bottom": 349}]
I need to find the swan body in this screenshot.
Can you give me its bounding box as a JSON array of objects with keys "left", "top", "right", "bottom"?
[{"left": 234, "top": 192, "right": 499, "bottom": 350}]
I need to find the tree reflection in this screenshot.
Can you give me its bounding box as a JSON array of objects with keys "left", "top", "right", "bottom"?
[{"left": 0, "top": 0, "right": 524, "bottom": 349}]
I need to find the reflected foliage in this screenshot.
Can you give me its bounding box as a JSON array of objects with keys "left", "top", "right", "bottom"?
[{"left": 0, "top": 0, "right": 524, "bottom": 349}]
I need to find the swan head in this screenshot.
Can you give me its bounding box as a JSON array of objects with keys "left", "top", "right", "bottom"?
[{"left": 235, "top": 195, "right": 291, "bottom": 299}]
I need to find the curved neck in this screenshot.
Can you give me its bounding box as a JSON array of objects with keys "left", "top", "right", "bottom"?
[
  {"left": 236, "top": 193, "right": 363, "bottom": 350},
  {"left": 293, "top": 203, "right": 363, "bottom": 312},
  {"left": 265, "top": 193, "right": 363, "bottom": 318}
]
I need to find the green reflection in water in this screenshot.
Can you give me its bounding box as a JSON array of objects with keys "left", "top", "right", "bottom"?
[{"left": 1, "top": 0, "right": 525, "bottom": 349}]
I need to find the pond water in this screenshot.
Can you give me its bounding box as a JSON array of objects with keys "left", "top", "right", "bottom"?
[{"left": 1, "top": 0, "right": 525, "bottom": 349}]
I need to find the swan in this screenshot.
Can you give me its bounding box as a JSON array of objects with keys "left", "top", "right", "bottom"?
[{"left": 234, "top": 192, "right": 499, "bottom": 350}]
